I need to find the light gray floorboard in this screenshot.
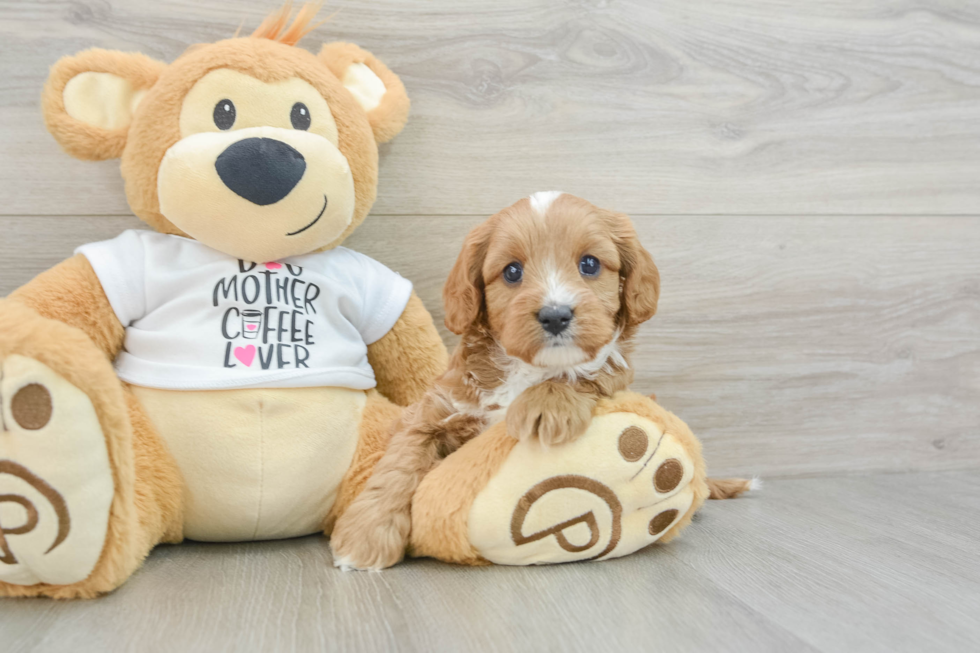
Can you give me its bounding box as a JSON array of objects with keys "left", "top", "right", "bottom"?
[
  {"left": 2, "top": 214, "right": 978, "bottom": 477},
  {"left": 674, "top": 472, "right": 980, "bottom": 653},
  {"left": 2, "top": 1, "right": 980, "bottom": 216},
  {"left": 1, "top": 1, "right": 979, "bottom": 649},
  {"left": 0, "top": 472, "right": 977, "bottom": 653}
]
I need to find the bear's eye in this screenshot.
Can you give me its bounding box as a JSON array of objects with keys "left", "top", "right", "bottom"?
[
  {"left": 291, "top": 102, "right": 311, "bottom": 130},
  {"left": 503, "top": 262, "right": 523, "bottom": 284},
  {"left": 579, "top": 255, "right": 600, "bottom": 277},
  {"left": 213, "top": 99, "right": 236, "bottom": 130}
]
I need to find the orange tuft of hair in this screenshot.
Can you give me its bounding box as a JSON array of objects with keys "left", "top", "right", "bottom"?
[{"left": 251, "top": 2, "right": 326, "bottom": 46}]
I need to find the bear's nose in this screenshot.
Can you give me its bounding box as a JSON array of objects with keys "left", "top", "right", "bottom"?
[{"left": 215, "top": 137, "right": 306, "bottom": 206}]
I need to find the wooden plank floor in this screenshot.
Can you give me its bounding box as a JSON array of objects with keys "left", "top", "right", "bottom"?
[
  {"left": 0, "top": 472, "right": 977, "bottom": 653},
  {"left": 1, "top": 0, "right": 979, "bottom": 650}
]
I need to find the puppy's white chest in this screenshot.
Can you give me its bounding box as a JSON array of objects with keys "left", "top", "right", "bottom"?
[
  {"left": 479, "top": 366, "right": 550, "bottom": 420},
  {"left": 476, "top": 339, "right": 626, "bottom": 422}
]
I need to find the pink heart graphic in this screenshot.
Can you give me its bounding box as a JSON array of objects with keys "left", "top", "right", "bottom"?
[
  {"left": 245, "top": 324, "right": 258, "bottom": 331},
  {"left": 264, "top": 262, "right": 282, "bottom": 270},
  {"left": 234, "top": 345, "right": 256, "bottom": 366}
]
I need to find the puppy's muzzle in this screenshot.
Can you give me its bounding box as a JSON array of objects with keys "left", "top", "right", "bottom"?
[
  {"left": 215, "top": 137, "right": 306, "bottom": 206},
  {"left": 538, "top": 305, "right": 574, "bottom": 336}
]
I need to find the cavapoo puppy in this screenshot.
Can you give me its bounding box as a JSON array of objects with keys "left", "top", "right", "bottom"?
[{"left": 330, "top": 192, "right": 663, "bottom": 570}]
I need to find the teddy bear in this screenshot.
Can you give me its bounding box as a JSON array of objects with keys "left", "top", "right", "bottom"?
[
  {"left": 0, "top": 6, "right": 449, "bottom": 598},
  {"left": 0, "top": 5, "right": 709, "bottom": 598}
]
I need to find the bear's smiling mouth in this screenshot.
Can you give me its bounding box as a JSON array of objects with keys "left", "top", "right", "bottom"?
[{"left": 286, "top": 194, "right": 328, "bottom": 236}]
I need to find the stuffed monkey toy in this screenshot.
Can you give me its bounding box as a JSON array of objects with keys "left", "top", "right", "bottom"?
[{"left": 0, "top": 6, "right": 708, "bottom": 597}]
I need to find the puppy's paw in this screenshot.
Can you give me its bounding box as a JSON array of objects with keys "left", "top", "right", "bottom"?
[
  {"left": 506, "top": 382, "right": 594, "bottom": 446},
  {"left": 330, "top": 498, "right": 411, "bottom": 571}
]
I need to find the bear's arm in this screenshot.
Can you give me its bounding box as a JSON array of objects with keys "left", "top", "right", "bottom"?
[
  {"left": 7, "top": 254, "right": 125, "bottom": 359},
  {"left": 367, "top": 291, "right": 448, "bottom": 407}
]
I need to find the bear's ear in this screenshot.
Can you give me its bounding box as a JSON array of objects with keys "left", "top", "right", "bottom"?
[
  {"left": 41, "top": 49, "right": 166, "bottom": 161},
  {"left": 319, "top": 42, "right": 410, "bottom": 144}
]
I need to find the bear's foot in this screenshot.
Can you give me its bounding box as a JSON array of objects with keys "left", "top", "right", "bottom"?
[
  {"left": 410, "top": 392, "right": 709, "bottom": 566},
  {"left": 470, "top": 411, "right": 698, "bottom": 564},
  {"left": 0, "top": 354, "right": 115, "bottom": 587}
]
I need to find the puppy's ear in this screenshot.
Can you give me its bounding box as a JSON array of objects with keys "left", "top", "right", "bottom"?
[
  {"left": 319, "top": 42, "right": 410, "bottom": 144},
  {"left": 607, "top": 211, "right": 660, "bottom": 328},
  {"left": 443, "top": 221, "right": 493, "bottom": 335},
  {"left": 42, "top": 49, "right": 165, "bottom": 161}
]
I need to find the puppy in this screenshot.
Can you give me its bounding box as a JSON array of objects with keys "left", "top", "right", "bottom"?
[{"left": 330, "top": 192, "right": 661, "bottom": 570}]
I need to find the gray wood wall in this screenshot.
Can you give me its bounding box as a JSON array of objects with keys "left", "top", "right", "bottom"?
[{"left": 1, "top": 0, "right": 978, "bottom": 478}]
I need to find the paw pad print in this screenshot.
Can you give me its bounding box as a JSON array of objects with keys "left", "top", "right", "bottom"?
[
  {"left": 10, "top": 383, "right": 53, "bottom": 430},
  {"left": 0, "top": 355, "right": 114, "bottom": 586},
  {"left": 469, "top": 411, "right": 697, "bottom": 565}
]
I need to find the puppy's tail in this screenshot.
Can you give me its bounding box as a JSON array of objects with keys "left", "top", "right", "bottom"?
[{"left": 706, "top": 476, "right": 761, "bottom": 500}]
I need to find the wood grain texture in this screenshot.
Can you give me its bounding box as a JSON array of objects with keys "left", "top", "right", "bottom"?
[
  {"left": 2, "top": 213, "right": 978, "bottom": 477},
  {"left": 1, "top": 472, "right": 977, "bottom": 652},
  {"left": 2, "top": 0, "right": 980, "bottom": 215},
  {"left": 2, "top": 0, "right": 980, "bottom": 644}
]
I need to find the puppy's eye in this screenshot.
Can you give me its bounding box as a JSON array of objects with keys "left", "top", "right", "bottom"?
[
  {"left": 579, "top": 255, "right": 601, "bottom": 277},
  {"left": 291, "top": 102, "right": 311, "bottom": 130},
  {"left": 213, "top": 99, "right": 236, "bottom": 130},
  {"left": 503, "top": 262, "right": 523, "bottom": 284}
]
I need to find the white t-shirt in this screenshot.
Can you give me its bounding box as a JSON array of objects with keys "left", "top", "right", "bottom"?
[{"left": 76, "top": 230, "right": 413, "bottom": 391}]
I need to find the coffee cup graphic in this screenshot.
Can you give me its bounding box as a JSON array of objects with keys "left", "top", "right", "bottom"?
[{"left": 241, "top": 310, "right": 262, "bottom": 339}]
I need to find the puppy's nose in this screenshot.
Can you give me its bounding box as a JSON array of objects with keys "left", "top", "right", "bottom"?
[
  {"left": 537, "top": 305, "right": 574, "bottom": 336},
  {"left": 215, "top": 137, "right": 306, "bottom": 206}
]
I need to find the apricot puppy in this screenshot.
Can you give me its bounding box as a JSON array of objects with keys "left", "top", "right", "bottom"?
[{"left": 330, "top": 192, "right": 661, "bottom": 570}]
